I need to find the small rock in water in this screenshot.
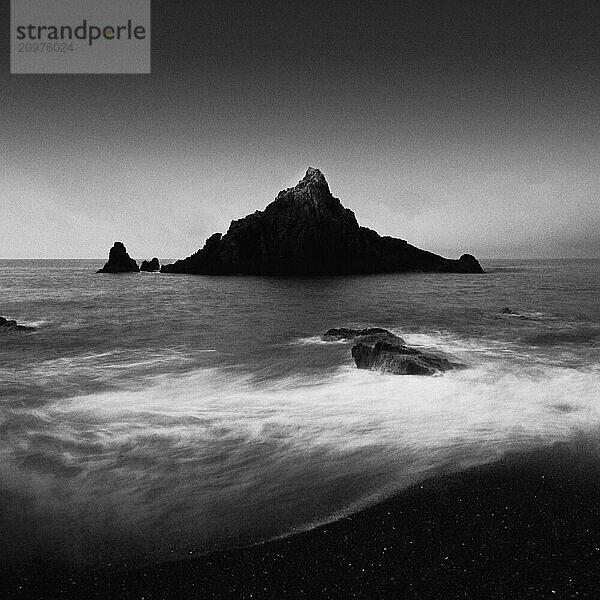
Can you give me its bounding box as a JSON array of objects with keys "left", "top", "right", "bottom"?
[
  {"left": 0, "top": 316, "right": 35, "bottom": 332},
  {"left": 351, "top": 341, "right": 460, "bottom": 376},
  {"left": 97, "top": 242, "right": 140, "bottom": 273},
  {"left": 140, "top": 258, "right": 161, "bottom": 272},
  {"left": 322, "top": 327, "right": 405, "bottom": 345}
]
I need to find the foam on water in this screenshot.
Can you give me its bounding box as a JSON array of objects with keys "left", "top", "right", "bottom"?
[
  {"left": 19, "top": 319, "right": 52, "bottom": 328},
  {"left": 29, "top": 348, "right": 197, "bottom": 377},
  {"left": 289, "top": 335, "right": 347, "bottom": 345},
  {"left": 1, "top": 349, "right": 599, "bottom": 568}
]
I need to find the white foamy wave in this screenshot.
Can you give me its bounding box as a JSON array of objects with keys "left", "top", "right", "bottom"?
[
  {"left": 1, "top": 360, "right": 599, "bottom": 567},
  {"left": 498, "top": 310, "right": 558, "bottom": 320},
  {"left": 399, "top": 330, "right": 514, "bottom": 362},
  {"left": 24, "top": 348, "right": 199, "bottom": 390},
  {"left": 49, "top": 362, "right": 600, "bottom": 451},
  {"left": 288, "top": 335, "right": 347, "bottom": 346},
  {"left": 0, "top": 316, "right": 50, "bottom": 328},
  {"left": 20, "top": 319, "right": 52, "bottom": 328},
  {"left": 291, "top": 329, "right": 494, "bottom": 354}
]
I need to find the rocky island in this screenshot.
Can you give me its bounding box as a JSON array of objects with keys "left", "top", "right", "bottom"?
[
  {"left": 162, "top": 168, "right": 484, "bottom": 275},
  {"left": 97, "top": 242, "right": 139, "bottom": 273}
]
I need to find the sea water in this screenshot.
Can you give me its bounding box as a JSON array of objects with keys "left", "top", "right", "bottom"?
[{"left": 0, "top": 259, "right": 598, "bottom": 570}]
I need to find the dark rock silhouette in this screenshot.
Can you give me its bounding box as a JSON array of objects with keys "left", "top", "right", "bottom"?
[
  {"left": 0, "top": 316, "right": 34, "bottom": 332},
  {"left": 140, "top": 258, "right": 160, "bottom": 272},
  {"left": 97, "top": 242, "right": 139, "bottom": 273},
  {"left": 162, "top": 168, "right": 484, "bottom": 275},
  {"left": 323, "top": 327, "right": 405, "bottom": 345},
  {"left": 352, "top": 341, "right": 461, "bottom": 375}
]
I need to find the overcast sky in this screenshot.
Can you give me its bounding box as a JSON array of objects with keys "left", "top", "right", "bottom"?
[{"left": 2, "top": 1, "right": 599, "bottom": 259}]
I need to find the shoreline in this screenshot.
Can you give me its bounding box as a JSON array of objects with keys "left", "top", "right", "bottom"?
[{"left": 6, "top": 439, "right": 600, "bottom": 598}]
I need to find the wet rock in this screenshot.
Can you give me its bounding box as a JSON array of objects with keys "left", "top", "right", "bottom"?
[
  {"left": 140, "top": 258, "right": 160, "bottom": 272},
  {"left": 351, "top": 341, "right": 460, "bottom": 376},
  {"left": 97, "top": 242, "right": 139, "bottom": 273},
  {"left": 0, "top": 317, "right": 34, "bottom": 332},
  {"left": 323, "top": 327, "right": 405, "bottom": 345}
]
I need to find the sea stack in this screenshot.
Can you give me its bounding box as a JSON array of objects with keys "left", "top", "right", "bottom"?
[
  {"left": 97, "top": 242, "right": 139, "bottom": 273},
  {"left": 162, "top": 168, "right": 484, "bottom": 275},
  {"left": 140, "top": 258, "right": 161, "bottom": 272}
]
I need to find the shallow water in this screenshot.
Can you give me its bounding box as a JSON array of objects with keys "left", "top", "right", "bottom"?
[{"left": 0, "top": 258, "right": 599, "bottom": 569}]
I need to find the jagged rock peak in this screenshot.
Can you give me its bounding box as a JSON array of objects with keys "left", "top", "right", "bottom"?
[
  {"left": 300, "top": 167, "right": 328, "bottom": 187},
  {"left": 276, "top": 167, "right": 332, "bottom": 202},
  {"left": 268, "top": 167, "right": 343, "bottom": 223},
  {"left": 295, "top": 167, "right": 330, "bottom": 195}
]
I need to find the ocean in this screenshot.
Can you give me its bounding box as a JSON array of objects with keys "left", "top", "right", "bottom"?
[{"left": 1, "top": 258, "right": 599, "bottom": 574}]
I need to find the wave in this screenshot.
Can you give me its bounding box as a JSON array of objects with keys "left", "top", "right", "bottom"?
[
  {"left": 1, "top": 358, "right": 599, "bottom": 570},
  {"left": 290, "top": 330, "right": 498, "bottom": 354},
  {"left": 20, "top": 319, "right": 52, "bottom": 328},
  {"left": 31, "top": 347, "right": 197, "bottom": 374}
]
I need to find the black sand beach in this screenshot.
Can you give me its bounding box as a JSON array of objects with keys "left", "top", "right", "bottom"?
[{"left": 6, "top": 439, "right": 600, "bottom": 599}]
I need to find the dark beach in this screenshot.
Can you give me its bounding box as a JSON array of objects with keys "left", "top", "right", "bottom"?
[{"left": 6, "top": 439, "right": 600, "bottom": 599}]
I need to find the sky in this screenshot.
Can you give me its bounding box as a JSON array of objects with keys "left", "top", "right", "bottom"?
[{"left": 1, "top": 1, "right": 599, "bottom": 259}]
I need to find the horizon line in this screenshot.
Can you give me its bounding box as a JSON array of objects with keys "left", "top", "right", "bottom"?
[{"left": 1, "top": 256, "right": 599, "bottom": 261}]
